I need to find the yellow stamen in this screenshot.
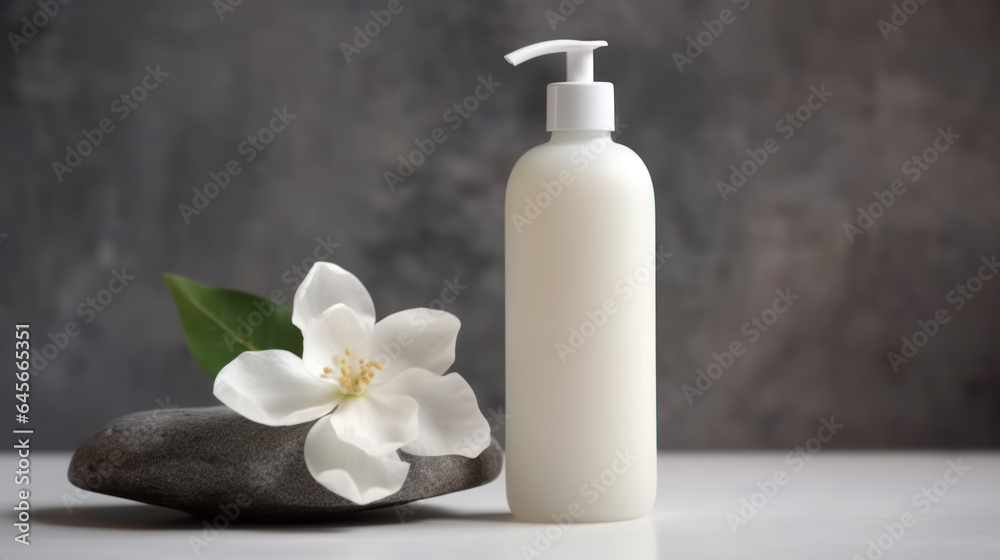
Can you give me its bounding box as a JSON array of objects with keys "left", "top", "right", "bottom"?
[{"left": 325, "top": 348, "right": 380, "bottom": 395}]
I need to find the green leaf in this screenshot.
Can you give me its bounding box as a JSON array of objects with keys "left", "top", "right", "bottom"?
[{"left": 163, "top": 273, "right": 303, "bottom": 378}]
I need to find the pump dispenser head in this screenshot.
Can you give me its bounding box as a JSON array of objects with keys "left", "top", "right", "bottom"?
[{"left": 505, "top": 40, "right": 614, "bottom": 132}]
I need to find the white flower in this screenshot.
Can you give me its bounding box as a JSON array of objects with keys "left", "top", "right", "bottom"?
[{"left": 213, "top": 262, "right": 490, "bottom": 504}]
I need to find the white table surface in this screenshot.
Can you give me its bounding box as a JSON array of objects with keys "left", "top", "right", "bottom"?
[{"left": 2, "top": 452, "right": 998, "bottom": 559}]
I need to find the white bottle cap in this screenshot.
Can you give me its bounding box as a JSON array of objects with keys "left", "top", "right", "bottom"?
[{"left": 505, "top": 40, "right": 614, "bottom": 132}]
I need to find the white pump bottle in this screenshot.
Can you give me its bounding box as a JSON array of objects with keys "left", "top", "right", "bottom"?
[{"left": 504, "top": 40, "right": 657, "bottom": 522}]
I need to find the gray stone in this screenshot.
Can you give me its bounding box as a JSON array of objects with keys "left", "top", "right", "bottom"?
[{"left": 68, "top": 406, "right": 503, "bottom": 521}]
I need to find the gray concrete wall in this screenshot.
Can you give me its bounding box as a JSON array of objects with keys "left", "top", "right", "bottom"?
[{"left": 2, "top": 0, "right": 998, "bottom": 450}]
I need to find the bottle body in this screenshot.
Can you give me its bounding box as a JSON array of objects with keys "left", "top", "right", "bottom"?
[{"left": 505, "top": 131, "right": 657, "bottom": 522}]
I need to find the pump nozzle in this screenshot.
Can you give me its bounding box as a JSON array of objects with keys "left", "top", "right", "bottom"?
[
  {"left": 505, "top": 40, "right": 614, "bottom": 132},
  {"left": 504, "top": 40, "right": 608, "bottom": 83}
]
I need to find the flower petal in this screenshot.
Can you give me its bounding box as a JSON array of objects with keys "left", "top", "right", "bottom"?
[
  {"left": 292, "top": 262, "right": 376, "bottom": 332},
  {"left": 331, "top": 392, "right": 419, "bottom": 456},
  {"left": 301, "top": 304, "right": 372, "bottom": 375},
  {"left": 378, "top": 368, "right": 491, "bottom": 458},
  {"left": 304, "top": 414, "right": 410, "bottom": 505},
  {"left": 213, "top": 349, "right": 341, "bottom": 426},
  {"left": 370, "top": 308, "right": 461, "bottom": 381}
]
